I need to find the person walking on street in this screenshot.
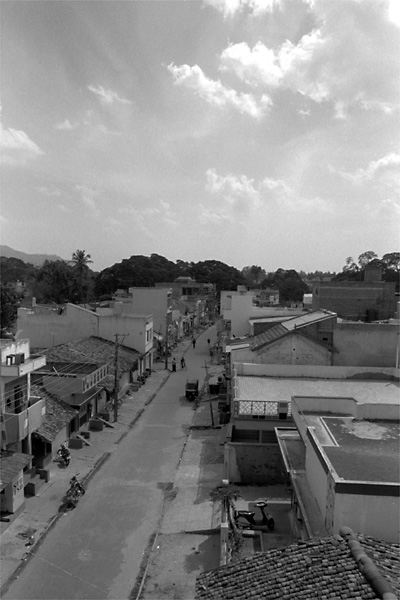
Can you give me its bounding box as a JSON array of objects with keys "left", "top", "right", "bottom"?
[
  {"left": 207, "top": 338, "right": 210, "bottom": 345},
  {"left": 192, "top": 338, "right": 196, "bottom": 349},
  {"left": 180, "top": 356, "right": 186, "bottom": 369},
  {"left": 172, "top": 358, "right": 177, "bottom": 372}
]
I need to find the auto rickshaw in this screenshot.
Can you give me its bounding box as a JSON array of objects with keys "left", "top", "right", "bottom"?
[{"left": 185, "top": 378, "right": 199, "bottom": 400}]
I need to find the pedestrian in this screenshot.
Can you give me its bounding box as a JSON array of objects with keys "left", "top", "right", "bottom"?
[
  {"left": 172, "top": 358, "right": 176, "bottom": 372},
  {"left": 180, "top": 356, "right": 186, "bottom": 369},
  {"left": 207, "top": 338, "right": 210, "bottom": 345},
  {"left": 209, "top": 348, "right": 214, "bottom": 359},
  {"left": 192, "top": 339, "right": 196, "bottom": 349}
]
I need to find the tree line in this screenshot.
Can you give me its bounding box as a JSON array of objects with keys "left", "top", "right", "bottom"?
[{"left": 1, "top": 249, "right": 399, "bottom": 335}]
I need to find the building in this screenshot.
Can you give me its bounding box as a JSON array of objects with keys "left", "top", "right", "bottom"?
[
  {"left": 0, "top": 339, "right": 46, "bottom": 513},
  {"left": 226, "top": 310, "right": 399, "bottom": 368},
  {"left": 17, "top": 302, "right": 154, "bottom": 374},
  {"left": 36, "top": 337, "right": 140, "bottom": 416},
  {"left": 311, "top": 262, "right": 397, "bottom": 321},
  {"left": 220, "top": 288, "right": 307, "bottom": 338},
  {"left": 224, "top": 362, "right": 399, "bottom": 542}
]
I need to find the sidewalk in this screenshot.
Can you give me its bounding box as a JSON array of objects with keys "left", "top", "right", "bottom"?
[{"left": 0, "top": 329, "right": 226, "bottom": 594}]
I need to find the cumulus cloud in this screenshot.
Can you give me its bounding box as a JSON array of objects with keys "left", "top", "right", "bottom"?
[
  {"left": 168, "top": 63, "right": 271, "bottom": 118},
  {"left": 220, "top": 42, "right": 283, "bottom": 87},
  {"left": 211, "top": 2, "right": 400, "bottom": 116},
  {"left": 206, "top": 168, "right": 262, "bottom": 208},
  {"left": 54, "top": 119, "right": 76, "bottom": 131},
  {"left": 333, "top": 153, "right": 400, "bottom": 187},
  {"left": 88, "top": 85, "right": 132, "bottom": 106},
  {"left": 204, "top": 168, "right": 332, "bottom": 219},
  {"left": 0, "top": 122, "right": 44, "bottom": 165}
]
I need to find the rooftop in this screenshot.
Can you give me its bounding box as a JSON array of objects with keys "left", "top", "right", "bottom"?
[
  {"left": 235, "top": 376, "right": 400, "bottom": 406},
  {"left": 195, "top": 532, "right": 400, "bottom": 600},
  {"left": 315, "top": 416, "right": 400, "bottom": 483}
]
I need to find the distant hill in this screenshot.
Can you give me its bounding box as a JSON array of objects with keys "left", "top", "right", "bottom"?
[{"left": 0, "top": 245, "right": 64, "bottom": 266}]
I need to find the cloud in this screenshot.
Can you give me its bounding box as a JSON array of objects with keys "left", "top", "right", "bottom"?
[
  {"left": 206, "top": 168, "right": 262, "bottom": 207},
  {"left": 332, "top": 153, "right": 400, "bottom": 187},
  {"left": 214, "top": 2, "right": 400, "bottom": 116},
  {"left": 220, "top": 42, "right": 283, "bottom": 88},
  {"left": 203, "top": 0, "right": 282, "bottom": 18},
  {"left": 54, "top": 119, "right": 77, "bottom": 131},
  {"left": 0, "top": 122, "right": 44, "bottom": 166},
  {"left": 88, "top": 85, "right": 132, "bottom": 106},
  {"left": 75, "top": 184, "right": 100, "bottom": 210},
  {"left": 168, "top": 63, "right": 271, "bottom": 119}
]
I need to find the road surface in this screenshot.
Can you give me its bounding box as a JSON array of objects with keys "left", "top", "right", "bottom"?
[{"left": 3, "top": 330, "right": 212, "bottom": 600}]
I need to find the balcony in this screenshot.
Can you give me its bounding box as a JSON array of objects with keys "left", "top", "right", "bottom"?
[
  {"left": 0, "top": 354, "right": 46, "bottom": 378},
  {"left": 3, "top": 397, "right": 46, "bottom": 443}
]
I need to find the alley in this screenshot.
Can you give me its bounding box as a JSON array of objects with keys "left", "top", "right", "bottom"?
[{"left": 2, "top": 328, "right": 219, "bottom": 600}]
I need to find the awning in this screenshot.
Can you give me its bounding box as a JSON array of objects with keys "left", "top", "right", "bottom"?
[
  {"left": 153, "top": 332, "right": 163, "bottom": 341},
  {"left": 64, "top": 387, "right": 100, "bottom": 408}
]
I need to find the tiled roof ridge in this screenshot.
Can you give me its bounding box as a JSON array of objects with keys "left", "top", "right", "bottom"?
[
  {"left": 195, "top": 532, "right": 400, "bottom": 599},
  {"left": 340, "top": 526, "right": 398, "bottom": 600}
]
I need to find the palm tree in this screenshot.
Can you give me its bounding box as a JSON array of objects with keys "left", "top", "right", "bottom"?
[{"left": 70, "top": 250, "right": 93, "bottom": 303}]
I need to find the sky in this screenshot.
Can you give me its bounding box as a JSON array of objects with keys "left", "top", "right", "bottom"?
[{"left": 1, "top": 0, "right": 399, "bottom": 274}]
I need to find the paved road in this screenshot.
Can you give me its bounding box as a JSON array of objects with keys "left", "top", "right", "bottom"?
[{"left": 3, "top": 330, "right": 213, "bottom": 600}]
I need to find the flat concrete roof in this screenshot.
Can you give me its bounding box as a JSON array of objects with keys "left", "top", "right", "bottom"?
[
  {"left": 322, "top": 417, "right": 400, "bottom": 482},
  {"left": 235, "top": 376, "right": 400, "bottom": 406}
]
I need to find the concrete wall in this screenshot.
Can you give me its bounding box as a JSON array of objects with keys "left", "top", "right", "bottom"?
[
  {"left": 304, "top": 431, "right": 330, "bottom": 523},
  {"left": 312, "top": 281, "right": 397, "bottom": 320},
  {"left": 17, "top": 304, "right": 152, "bottom": 354},
  {"left": 333, "top": 322, "right": 398, "bottom": 367},
  {"left": 333, "top": 490, "right": 400, "bottom": 543},
  {"left": 225, "top": 443, "right": 286, "bottom": 484},
  {"left": 0, "top": 473, "right": 25, "bottom": 513},
  {"left": 98, "top": 314, "right": 152, "bottom": 354},
  {"left": 17, "top": 305, "right": 98, "bottom": 349},
  {"left": 0, "top": 339, "right": 31, "bottom": 363},
  {"left": 256, "top": 335, "right": 331, "bottom": 366},
  {"left": 125, "top": 288, "right": 170, "bottom": 335},
  {"left": 233, "top": 362, "right": 396, "bottom": 380}
]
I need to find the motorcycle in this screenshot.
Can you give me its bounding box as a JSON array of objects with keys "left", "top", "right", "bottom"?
[
  {"left": 234, "top": 500, "right": 275, "bottom": 531},
  {"left": 68, "top": 474, "right": 85, "bottom": 498},
  {"left": 64, "top": 474, "right": 85, "bottom": 511},
  {"left": 56, "top": 443, "right": 70, "bottom": 467}
]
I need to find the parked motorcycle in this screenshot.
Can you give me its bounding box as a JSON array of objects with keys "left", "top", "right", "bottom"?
[
  {"left": 234, "top": 500, "right": 275, "bottom": 531},
  {"left": 56, "top": 443, "right": 70, "bottom": 467}
]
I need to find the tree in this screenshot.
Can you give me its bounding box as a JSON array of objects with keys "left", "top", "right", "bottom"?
[
  {"left": 0, "top": 285, "right": 21, "bottom": 334},
  {"left": 70, "top": 250, "right": 93, "bottom": 303},
  {"left": 358, "top": 251, "right": 378, "bottom": 269},
  {"left": 241, "top": 265, "right": 266, "bottom": 288},
  {"left": 382, "top": 252, "right": 400, "bottom": 272},
  {"left": 33, "top": 260, "right": 74, "bottom": 304},
  {"left": 343, "top": 256, "right": 359, "bottom": 273}
]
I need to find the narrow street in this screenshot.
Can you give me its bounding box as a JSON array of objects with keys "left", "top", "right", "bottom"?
[{"left": 2, "top": 328, "right": 217, "bottom": 600}]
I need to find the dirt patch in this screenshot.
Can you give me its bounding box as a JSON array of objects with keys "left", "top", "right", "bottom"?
[{"left": 140, "top": 532, "right": 220, "bottom": 600}]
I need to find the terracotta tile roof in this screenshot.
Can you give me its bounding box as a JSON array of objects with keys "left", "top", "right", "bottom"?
[
  {"left": 31, "top": 385, "right": 77, "bottom": 443},
  {"left": 41, "top": 336, "right": 139, "bottom": 374},
  {"left": 196, "top": 534, "right": 400, "bottom": 599}
]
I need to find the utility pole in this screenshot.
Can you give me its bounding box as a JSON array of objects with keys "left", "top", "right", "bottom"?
[
  {"left": 164, "top": 313, "right": 170, "bottom": 370},
  {"left": 203, "top": 360, "right": 215, "bottom": 427},
  {"left": 114, "top": 333, "right": 127, "bottom": 422}
]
